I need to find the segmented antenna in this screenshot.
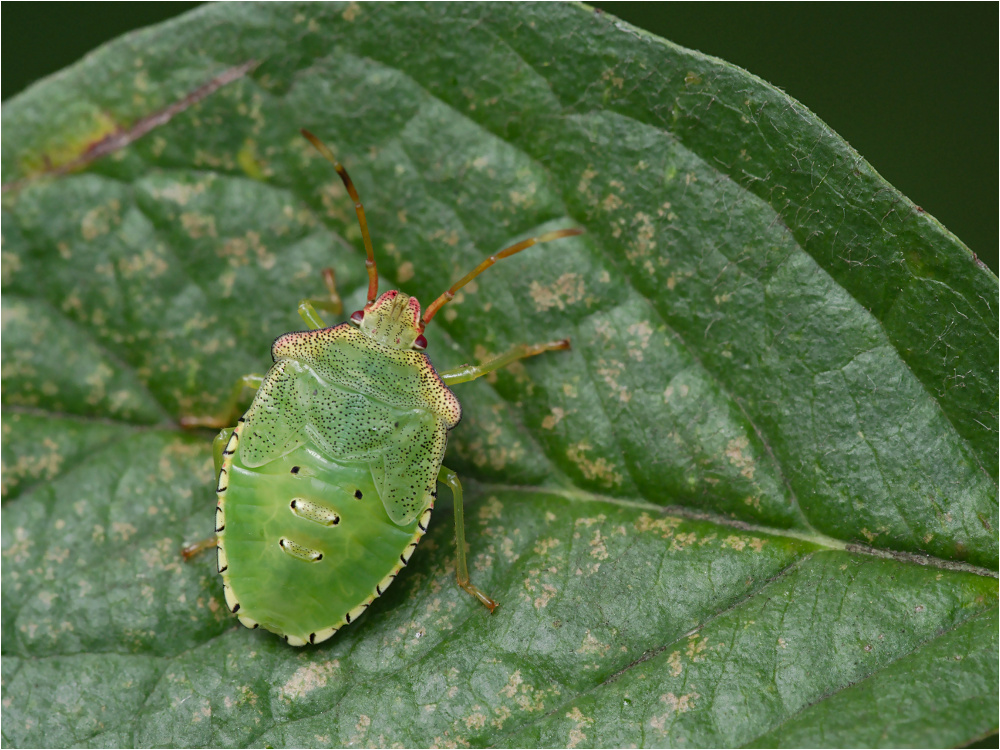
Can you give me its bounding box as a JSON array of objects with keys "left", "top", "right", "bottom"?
[
  {"left": 421, "top": 228, "right": 583, "bottom": 329},
  {"left": 301, "top": 130, "right": 379, "bottom": 306}
]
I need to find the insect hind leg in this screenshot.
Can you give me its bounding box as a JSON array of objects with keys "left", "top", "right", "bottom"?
[
  {"left": 181, "top": 427, "right": 233, "bottom": 561},
  {"left": 181, "top": 534, "right": 218, "bottom": 561},
  {"left": 438, "top": 466, "right": 498, "bottom": 612}
]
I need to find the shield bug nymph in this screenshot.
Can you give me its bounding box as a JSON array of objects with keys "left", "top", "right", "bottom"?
[{"left": 182, "top": 130, "right": 582, "bottom": 646}]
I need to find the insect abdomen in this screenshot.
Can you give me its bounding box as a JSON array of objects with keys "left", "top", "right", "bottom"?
[{"left": 217, "top": 428, "right": 430, "bottom": 646}]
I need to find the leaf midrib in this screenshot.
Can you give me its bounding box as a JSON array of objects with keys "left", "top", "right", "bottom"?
[{"left": 471, "top": 481, "right": 999, "bottom": 579}]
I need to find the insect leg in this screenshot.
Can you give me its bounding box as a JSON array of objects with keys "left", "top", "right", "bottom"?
[
  {"left": 438, "top": 466, "right": 498, "bottom": 613},
  {"left": 181, "top": 535, "right": 218, "bottom": 561},
  {"left": 179, "top": 374, "right": 264, "bottom": 429},
  {"left": 438, "top": 340, "right": 571, "bottom": 385},
  {"left": 298, "top": 267, "right": 343, "bottom": 329},
  {"left": 181, "top": 428, "right": 233, "bottom": 560},
  {"left": 297, "top": 301, "right": 328, "bottom": 330}
]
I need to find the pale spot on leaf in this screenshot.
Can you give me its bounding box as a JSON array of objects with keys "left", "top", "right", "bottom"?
[
  {"left": 566, "top": 442, "right": 623, "bottom": 487},
  {"left": 589, "top": 530, "right": 609, "bottom": 560},
  {"left": 397, "top": 261, "right": 415, "bottom": 283},
  {"left": 565, "top": 706, "right": 594, "bottom": 749},
  {"left": 667, "top": 650, "right": 682, "bottom": 677},
  {"left": 650, "top": 692, "right": 700, "bottom": 732},
  {"left": 626, "top": 212, "right": 656, "bottom": 266},
  {"left": 724, "top": 436, "right": 756, "bottom": 480},
  {"left": 625, "top": 320, "right": 653, "bottom": 361},
  {"left": 577, "top": 167, "right": 597, "bottom": 195},
  {"left": 151, "top": 180, "right": 208, "bottom": 206},
  {"left": 541, "top": 407, "right": 565, "bottom": 430},
  {"left": 180, "top": 212, "right": 217, "bottom": 239},
  {"left": 634, "top": 513, "right": 683, "bottom": 540},
  {"left": 534, "top": 537, "right": 560, "bottom": 556},
  {"left": 111, "top": 522, "right": 137, "bottom": 542},
  {"left": 686, "top": 635, "right": 708, "bottom": 661},
  {"left": 279, "top": 660, "right": 340, "bottom": 701},
  {"left": 529, "top": 273, "right": 585, "bottom": 312},
  {"left": 81, "top": 200, "right": 122, "bottom": 241},
  {"left": 576, "top": 630, "right": 611, "bottom": 657},
  {"left": 594, "top": 359, "right": 631, "bottom": 404},
  {"left": 464, "top": 708, "right": 487, "bottom": 730},
  {"left": 722, "top": 535, "right": 746, "bottom": 551},
  {"left": 478, "top": 496, "right": 503, "bottom": 521}
]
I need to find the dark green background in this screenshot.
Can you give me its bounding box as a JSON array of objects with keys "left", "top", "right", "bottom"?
[
  {"left": 4, "top": 2, "right": 996, "bottom": 746},
  {"left": 3, "top": 2, "right": 996, "bottom": 273}
]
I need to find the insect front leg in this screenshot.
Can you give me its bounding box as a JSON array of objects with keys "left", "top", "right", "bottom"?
[
  {"left": 179, "top": 374, "right": 264, "bottom": 429},
  {"left": 438, "top": 339, "right": 570, "bottom": 385},
  {"left": 298, "top": 267, "right": 343, "bottom": 329},
  {"left": 437, "top": 466, "right": 498, "bottom": 612}
]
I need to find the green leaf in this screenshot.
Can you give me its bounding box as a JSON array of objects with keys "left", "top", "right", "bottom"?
[{"left": 2, "top": 3, "right": 996, "bottom": 748}]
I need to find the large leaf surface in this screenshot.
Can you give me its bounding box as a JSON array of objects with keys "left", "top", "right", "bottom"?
[{"left": 2, "top": 3, "right": 997, "bottom": 747}]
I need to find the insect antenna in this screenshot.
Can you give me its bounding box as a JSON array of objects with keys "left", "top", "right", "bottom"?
[
  {"left": 421, "top": 227, "right": 583, "bottom": 329},
  {"left": 301, "top": 129, "right": 379, "bottom": 306}
]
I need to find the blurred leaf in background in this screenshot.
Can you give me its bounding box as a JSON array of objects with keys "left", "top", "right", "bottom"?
[{"left": 2, "top": 3, "right": 997, "bottom": 748}]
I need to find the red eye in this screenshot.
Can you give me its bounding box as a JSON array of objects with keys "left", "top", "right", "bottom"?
[
  {"left": 413, "top": 334, "right": 428, "bottom": 351},
  {"left": 350, "top": 310, "right": 364, "bottom": 325}
]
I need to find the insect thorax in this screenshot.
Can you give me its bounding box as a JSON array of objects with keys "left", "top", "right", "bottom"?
[{"left": 271, "top": 323, "right": 460, "bottom": 427}]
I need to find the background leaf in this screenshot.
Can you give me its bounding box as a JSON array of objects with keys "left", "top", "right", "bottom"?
[{"left": 2, "top": 3, "right": 996, "bottom": 748}]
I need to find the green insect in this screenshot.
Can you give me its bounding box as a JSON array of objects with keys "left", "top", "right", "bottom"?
[{"left": 182, "top": 130, "right": 581, "bottom": 646}]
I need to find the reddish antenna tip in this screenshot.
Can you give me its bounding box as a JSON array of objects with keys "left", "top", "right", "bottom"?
[
  {"left": 539, "top": 228, "right": 584, "bottom": 242},
  {"left": 300, "top": 129, "right": 323, "bottom": 150}
]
